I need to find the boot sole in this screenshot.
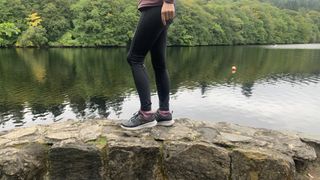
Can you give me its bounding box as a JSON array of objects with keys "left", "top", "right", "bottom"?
[
  {"left": 157, "top": 119, "right": 175, "bottom": 126},
  {"left": 120, "top": 120, "right": 157, "bottom": 130}
]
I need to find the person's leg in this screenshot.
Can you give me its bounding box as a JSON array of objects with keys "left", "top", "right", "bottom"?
[
  {"left": 150, "top": 27, "right": 170, "bottom": 111},
  {"left": 127, "top": 6, "right": 166, "bottom": 112},
  {"left": 149, "top": 21, "right": 175, "bottom": 127},
  {"left": 121, "top": 6, "right": 169, "bottom": 130}
]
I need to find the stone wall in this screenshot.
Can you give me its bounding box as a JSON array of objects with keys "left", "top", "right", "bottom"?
[{"left": 0, "top": 118, "right": 319, "bottom": 180}]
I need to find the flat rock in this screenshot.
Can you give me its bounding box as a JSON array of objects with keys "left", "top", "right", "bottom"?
[
  {"left": 220, "top": 132, "right": 253, "bottom": 142},
  {"left": 1, "top": 126, "right": 38, "bottom": 140},
  {"left": 45, "top": 131, "right": 78, "bottom": 141},
  {"left": 0, "top": 138, "right": 10, "bottom": 147}
]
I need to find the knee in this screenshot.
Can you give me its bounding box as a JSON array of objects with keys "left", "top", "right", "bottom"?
[{"left": 127, "top": 53, "right": 144, "bottom": 66}]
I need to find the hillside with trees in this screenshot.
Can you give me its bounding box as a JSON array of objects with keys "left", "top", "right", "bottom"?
[
  {"left": 0, "top": 0, "right": 319, "bottom": 47},
  {"left": 260, "top": 0, "right": 320, "bottom": 11}
]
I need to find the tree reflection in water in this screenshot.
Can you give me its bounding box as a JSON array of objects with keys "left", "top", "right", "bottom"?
[{"left": 0, "top": 46, "right": 319, "bottom": 130}]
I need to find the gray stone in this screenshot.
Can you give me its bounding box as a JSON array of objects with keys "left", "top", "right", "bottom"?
[
  {"left": 220, "top": 132, "right": 253, "bottom": 142},
  {"left": 0, "top": 118, "right": 320, "bottom": 179},
  {"left": 231, "top": 148, "right": 295, "bottom": 180},
  {"left": 79, "top": 124, "right": 102, "bottom": 142},
  {"left": 150, "top": 119, "right": 200, "bottom": 142},
  {"left": 2, "top": 126, "right": 38, "bottom": 140},
  {"left": 298, "top": 132, "right": 320, "bottom": 145},
  {"left": 0, "top": 138, "right": 10, "bottom": 148},
  {"left": 106, "top": 141, "right": 161, "bottom": 180},
  {"left": 45, "top": 131, "right": 78, "bottom": 141},
  {"left": 163, "top": 141, "right": 230, "bottom": 180},
  {"left": 296, "top": 134, "right": 320, "bottom": 180},
  {"left": 0, "top": 143, "right": 48, "bottom": 180},
  {"left": 252, "top": 129, "right": 317, "bottom": 161},
  {"left": 48, "top": 141, "right": 103, "bottom": 180},
  {"left": 211, "top": 122, "right": 258, "bottom": 136},
  {"left": 205, "top": 121, "right": 317, "bottom": 162}
]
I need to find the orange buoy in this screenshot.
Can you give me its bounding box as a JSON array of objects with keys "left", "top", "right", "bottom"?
[{"left": 232, "top": 66, "right": 237, "bottom": 74}]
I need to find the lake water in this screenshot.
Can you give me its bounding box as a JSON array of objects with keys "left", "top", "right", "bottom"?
[{"left": 0, "top": 45, "right": 320, "bottom": 134}]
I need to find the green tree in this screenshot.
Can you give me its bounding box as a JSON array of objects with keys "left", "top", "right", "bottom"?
[
  {"left": 41, "top": 1, "right": 76, "bottom": 42},
  {"left": 0, "top": 0, "right": 320, "bottom": 47},
  {"left": 0, "top": 23, "right": 20, "bottom": 47},
  {"left": 70, "top": 0, "right": 138, "bottom": 46},
  {"left": 16, "top": 13, "right": 48, "bottom": 47}
]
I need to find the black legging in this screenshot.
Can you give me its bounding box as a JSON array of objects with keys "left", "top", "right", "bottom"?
[{"left": 127, "top": 6, "right": 172, "bottom": 111}]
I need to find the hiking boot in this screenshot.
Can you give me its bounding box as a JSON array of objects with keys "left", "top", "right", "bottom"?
[
  {"left": 120, "top": 110, "right": 157, "bottom": 130},
  {"left": 155, "top": 109, "right": 175, "bottom": 126}
]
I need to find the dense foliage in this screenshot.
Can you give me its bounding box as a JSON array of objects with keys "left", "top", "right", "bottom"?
[
  {"left": 261, "top": 0, "right": 320, "bottom": 11},
  {"left": 0, "top": 0, "right": 319, "bottom": 47}
]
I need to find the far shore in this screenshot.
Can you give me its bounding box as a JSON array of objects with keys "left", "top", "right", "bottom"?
[{"left": 1, "top": 43, "right": 320, "bottom": 49}]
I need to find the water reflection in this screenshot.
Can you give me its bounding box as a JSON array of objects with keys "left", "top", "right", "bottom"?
[{"left": 0, "top": 46, "right": 320, "bottom": 133}]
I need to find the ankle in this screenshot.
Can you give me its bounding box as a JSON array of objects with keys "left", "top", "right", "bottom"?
[
  {"left": 158, "top": 109, "right": 171, "bottom": 115},
  {"left": 140, "top": 110, "right": 154, "bottom": 117}
]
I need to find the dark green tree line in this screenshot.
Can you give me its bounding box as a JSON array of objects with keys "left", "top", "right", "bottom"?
[
  {"left": 0, "top": 0, "right": 319, "bottom": 47},
  {"left": 260, "top": 0, "right": 320, "bottom": 11}
]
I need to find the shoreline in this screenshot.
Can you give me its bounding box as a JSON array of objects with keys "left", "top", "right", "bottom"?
[{"left": 1, "top": 43, "right": 320, "bottom": 49}]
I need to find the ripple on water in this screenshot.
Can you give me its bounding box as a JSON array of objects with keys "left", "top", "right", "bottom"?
[{"left": 261, "top": 44, "right": 320, "bottom": 49}]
